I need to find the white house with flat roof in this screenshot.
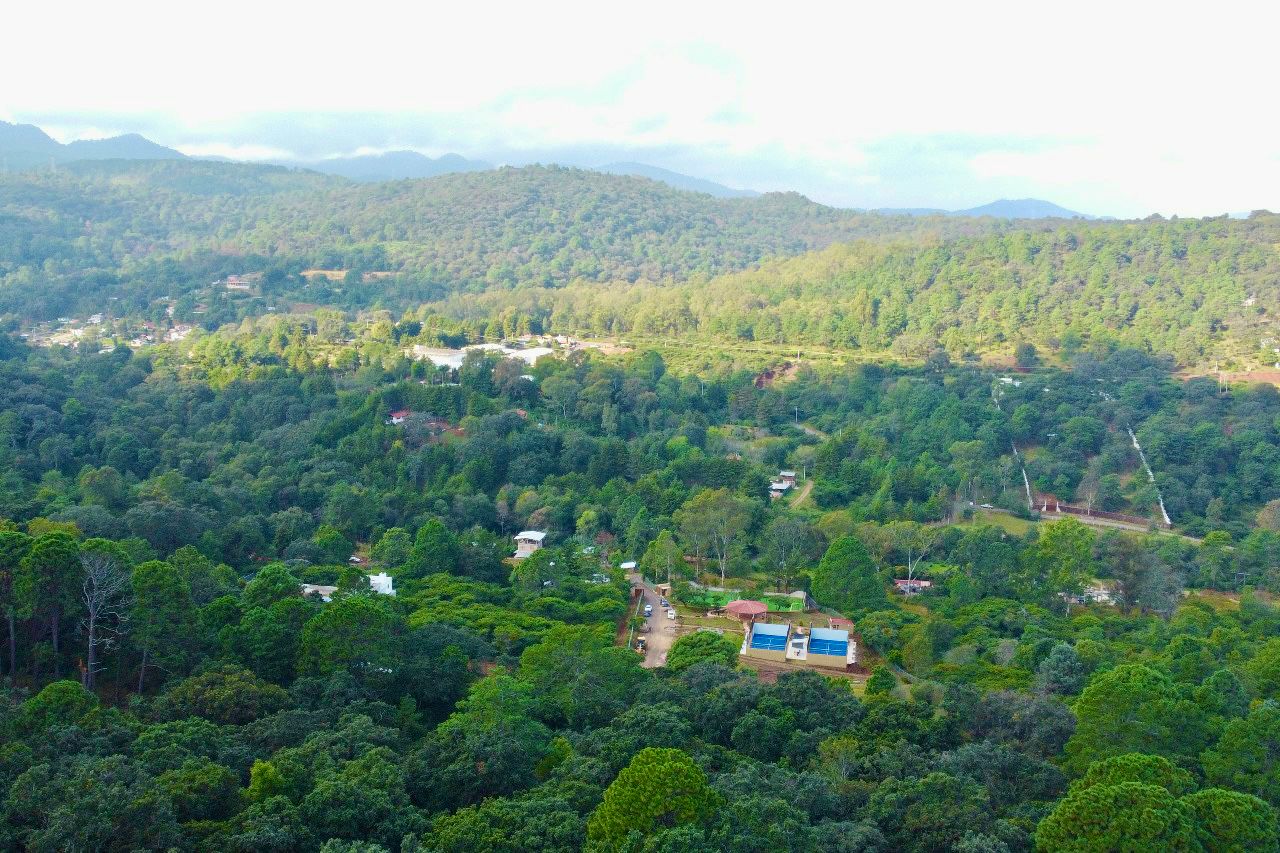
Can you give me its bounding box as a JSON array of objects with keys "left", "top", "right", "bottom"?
[
  {"left": 301, "top": 572, "right": 396, "bottom": 602},
  {"left": 513, "top": 530, "right": 546, "bottom": 559}
]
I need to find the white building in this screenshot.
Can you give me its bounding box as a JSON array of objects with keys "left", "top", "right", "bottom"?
[
  {"left": 408, "top": 343, "right": 554, "bottom": 369},
  {"left": 368, "top": 572, "right": 396, "bottom": 596},
  {"left": 514, "top": 530, "right": 546, "bottom": 559},
  {"left": 301, "top": 572, "right": 396, "bottom": 602}
]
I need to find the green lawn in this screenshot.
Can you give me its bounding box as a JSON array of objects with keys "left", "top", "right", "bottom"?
[{"left": 958, "top": 509, "right": 1037, "bottom": 535}]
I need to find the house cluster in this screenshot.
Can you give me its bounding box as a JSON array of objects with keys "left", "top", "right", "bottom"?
[
  {"left": 769, "top": 470, "right": 797, "bottom": 499},
  {"left": 301, "top": 571, "right": 396, "bottom": 603},
  {"left": 1062, "top": 579, "right": 1118, "bottom": 606},
  {"left": 219, "top": 273, "right": 262, "bottom": 292},
  {"left": 383, "top": 410, "right": 464, "bottom": 441},
  {"left": 407, "top": 343, "right": 554, "bottom": 370},
  {"left": 740, "top": 617, "right": 856, "bottom": 670}
]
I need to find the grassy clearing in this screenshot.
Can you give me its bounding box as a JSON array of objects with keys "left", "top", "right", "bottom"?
[
  {"left": 956, "top": 509, "right": 1037, "bottom": 535},
  {"left": 680, "top": 588, "right": 806, "bottom": 611}
]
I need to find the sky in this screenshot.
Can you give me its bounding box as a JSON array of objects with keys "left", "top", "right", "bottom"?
[{"left": 4, "top": 0, "right": 1279, "bottom": 218}]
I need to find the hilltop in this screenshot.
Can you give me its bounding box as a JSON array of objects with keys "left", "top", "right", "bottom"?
[
  {"left": 0, "top": 121, "right": 185, "bottom": 169},
  {"left": 878, "top": 198, "right": 1092, "bottom": 219},
  {"left": 594, "top": 161, "right": 760, "bottom": 198},
  {"left": 0, "top": 159, "right": 1012, "bottom": 321},
  {"left": 285, "top": 150, "right": 493, "bottom": 182},
  {"left": 952, "top": 198, "right": 1091, "bottom": 219},
  {"left": 421, "top": 211, "right": 1280, "bottom": 369}
]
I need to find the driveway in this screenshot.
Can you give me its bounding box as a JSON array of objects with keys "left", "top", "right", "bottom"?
[{"left": 628, "top": 573, "right": 677, "bottom": 668}]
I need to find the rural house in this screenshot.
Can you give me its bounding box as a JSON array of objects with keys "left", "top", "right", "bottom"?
[{"left": 513, "top": 530, "right": 546, "bottom": 559}]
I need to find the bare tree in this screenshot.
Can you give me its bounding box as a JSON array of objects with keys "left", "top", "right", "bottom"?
[
  {"left": 1078, "top": 459, "right": 1102, "bottom": 516},
  {"left": 861, "top": 521, "right": 940, "bottom": 593},
  {"left": 79, "top": 553, "right": 131, "bottom": 692},
  {"left": 677, "top": 489, "right": 751, "bottom": 583}
]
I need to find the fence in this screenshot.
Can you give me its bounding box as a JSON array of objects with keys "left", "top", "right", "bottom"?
[{"left": 1035, "top": 496, "right": 1171, "bottom": 529}]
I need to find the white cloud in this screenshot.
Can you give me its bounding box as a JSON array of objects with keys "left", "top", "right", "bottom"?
[
  {"left": 3, "top": 0, "right": 1278, "bottom": 215},
  {"left": 175, "top": 142, "right": 296, "bottom": 161}
]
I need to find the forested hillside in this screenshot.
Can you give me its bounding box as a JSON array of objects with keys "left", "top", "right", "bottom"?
[
  {"left": 6, "top": 158, "right": 1276, "bottom": 368},
  {"left": 2, "top": 331, "right": 1280, "bottom": 850},
  {"left": 421, "top": 212, "right": 1280, "bottom": 366},
  {"left": 0, "top": 160, "right": 999, "bottom": 323}
]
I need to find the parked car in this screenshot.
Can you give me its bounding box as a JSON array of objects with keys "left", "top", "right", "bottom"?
[
  {"left": 659, "top": 598, "right": 669, "bottom": 608},
  {"left": 667, "top": 609, "right": 677, "bottom": 620},
  {"left": 643, "top": 604, "right": 653, "bottom": 616}
]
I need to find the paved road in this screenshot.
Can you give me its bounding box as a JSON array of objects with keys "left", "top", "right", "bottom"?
[{"left": 628, "top": 573, "right": 677, "bottom": 668}]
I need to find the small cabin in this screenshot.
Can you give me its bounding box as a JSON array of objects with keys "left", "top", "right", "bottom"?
[
  {"left": 893, "top": 578, "right": 933, "bottom": 594},
  {"left": 513, "top": 530, "right": 546, "bottom": 559},
  {"left": 769, "top": 480, "right": 793, "bottom": 499},
  {"left": 386, "top": 409, "right": 410, "bottom": 425},
  {"left": 778, "top": 470, "right": 797, "bottom": 486}
]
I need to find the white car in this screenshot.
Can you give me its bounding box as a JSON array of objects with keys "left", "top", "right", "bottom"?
[
  {"left": 643, "top": 604, "right": 653, "bottom": 616},
  {"left": 666, "top": 609, "right": 677, "bottom": 620}
]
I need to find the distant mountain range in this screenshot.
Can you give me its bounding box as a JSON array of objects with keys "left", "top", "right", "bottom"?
[
  {"left": 287, "top": 150, "right": 492, "bottom": 182},
  {"left": 593, "top": 162, "right": 759, "bottom": 199},
  {"left": 877, "top": 198, "right": 1093, "bottom": 220},
  {"left": 287, "top": 155, "right": 760, "bottom": 197},
  {"left": 0, "top": 121, "right": 1091, "bottom": 217},
  {"left": 0, "top": 121, "right": 185, "bottom": 170}
]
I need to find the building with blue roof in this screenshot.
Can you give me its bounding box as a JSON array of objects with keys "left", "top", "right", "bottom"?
[
  {"left": 807, "top": 626, "right": 854, "bottom": 669},
  {"left": 740, "top": 621, "right": 856, "bottom": 670},
  {"left": 742, "top": 621, "right": 790, "bottom": 662}
]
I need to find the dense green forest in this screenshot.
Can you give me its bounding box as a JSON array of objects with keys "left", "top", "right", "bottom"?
[
  {"left": 5, "top": 155, "right": 1280, "bottom": 850},
  {"left": 419, "top": 213, "right": 1280, "bottom": 367},
  {"left": 0, "top": 161, "right": 1003, "bottom": 324},
  {"left": 3, "top": 325, "right": 1280, "bottom": 850},
  {"left": 4, "top": 160, "right": 1278, "bottom": 369}
]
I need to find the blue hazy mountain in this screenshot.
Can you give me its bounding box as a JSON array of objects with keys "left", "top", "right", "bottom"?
[
  {"left": 876, "top": 198, "right": 1091, "bottom": 219},
  {"left": 0, "top": 121, "right": 185, "bottom": 170},
  {"left": 595, "top": 162, "right": 760, "bottom": 198},
  {"left": 64, "top": 133, "right": 185, "bottom": 161},
  {"left": 294, "top": 150, "right": 493, "bottom": 182},
  {"left": 951, "top": 198, "right": 1090, "bottom": 219}
]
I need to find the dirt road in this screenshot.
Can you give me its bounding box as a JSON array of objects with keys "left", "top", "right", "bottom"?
[
  {"left": 789, "top": 479, "right": 813, "bottom": 508},
  {"left": 628, "top": 573, "right": 678, "bottom": 668}
]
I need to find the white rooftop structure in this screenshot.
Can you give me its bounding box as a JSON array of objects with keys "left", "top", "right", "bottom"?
[
  {"left": 514, "top": 530, "right": 547, "bottom": 559},
  {"left": 300, "top": 572, "right": 395, "bottom": 602},
  {"left": 409, "top": 343, "right": 555, "bottom": 369}
]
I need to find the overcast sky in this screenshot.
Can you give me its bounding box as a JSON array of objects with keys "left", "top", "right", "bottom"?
[{"left": 4, "top": 1, "right": 1278, "bottom": 218}]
